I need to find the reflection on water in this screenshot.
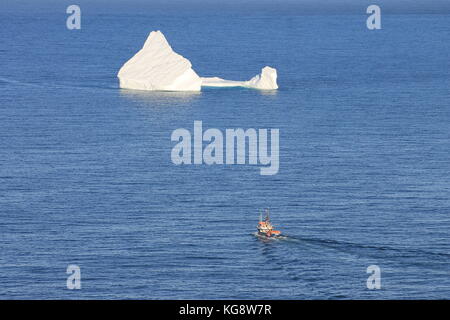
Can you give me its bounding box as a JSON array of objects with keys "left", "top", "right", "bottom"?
[
  {"left": 120, "top": 86, "right": 277, "bottom": 109},
  {"left": 119, "top": 88, "right": 201, "bottom": 108},
  {"left": 257, "top": 89, "right": 278, "bottom": 96}
]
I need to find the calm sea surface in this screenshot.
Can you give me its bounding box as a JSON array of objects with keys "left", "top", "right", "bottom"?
[{"left": 1, "top": 1, "right": 449, "bottom": 299}]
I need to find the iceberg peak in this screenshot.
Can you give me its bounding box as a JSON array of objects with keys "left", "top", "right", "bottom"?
[{"left": 142, "top": 30, "right": 172, "bottom": 51}]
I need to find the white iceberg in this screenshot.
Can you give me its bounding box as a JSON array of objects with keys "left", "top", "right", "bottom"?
[
  {"left": 118, "top": 31, "right": 202, "bottom": 91},
  {"left": 118, "top": 31, "right": 278, "bottom": 91},
  {"left": 201, "top": 66, "right": 278, "bottom": 90}
]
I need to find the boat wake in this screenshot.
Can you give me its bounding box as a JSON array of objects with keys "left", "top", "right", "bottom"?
[{"left": 254, "top": 232, "right": 450, "bottom": 271}]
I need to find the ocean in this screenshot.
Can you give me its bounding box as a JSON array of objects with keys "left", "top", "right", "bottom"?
[{"left": 1, "top": 1, "right": 449, "bottom": 299}]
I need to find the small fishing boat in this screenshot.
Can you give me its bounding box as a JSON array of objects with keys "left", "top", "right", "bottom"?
[{"left": 257, "top": 209, "right": 282, "bottom": 238}]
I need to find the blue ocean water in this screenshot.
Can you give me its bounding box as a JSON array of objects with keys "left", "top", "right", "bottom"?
[{"left": 1, "top": 1, "right": 450, "bottom": 299}]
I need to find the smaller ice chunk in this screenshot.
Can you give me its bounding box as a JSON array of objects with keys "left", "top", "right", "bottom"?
[
  {"left": 201, "top": 66, "right": 278, "bottom": 90},
  {"left": 244, "top": 66, "right": 278, "bottom": 90}
]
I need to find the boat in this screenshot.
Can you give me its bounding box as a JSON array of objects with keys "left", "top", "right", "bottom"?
[{"left": 257, "top": 209, "right": 282, "bottom": 238}]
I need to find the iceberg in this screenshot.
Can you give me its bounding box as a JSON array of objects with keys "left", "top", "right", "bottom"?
[
  {"left": 118, "top": 31, "right": 278, "bottom": 91},
  {"left": 201, "top": 66, "right": 278, "bottom": 90},
  {"left": 118, "top": 31, "right": 202, "bottom": 91}
]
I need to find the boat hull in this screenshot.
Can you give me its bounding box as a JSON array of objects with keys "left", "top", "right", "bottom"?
[{"left": 256, "top": 231, "right": 282, "bottom": 238}]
